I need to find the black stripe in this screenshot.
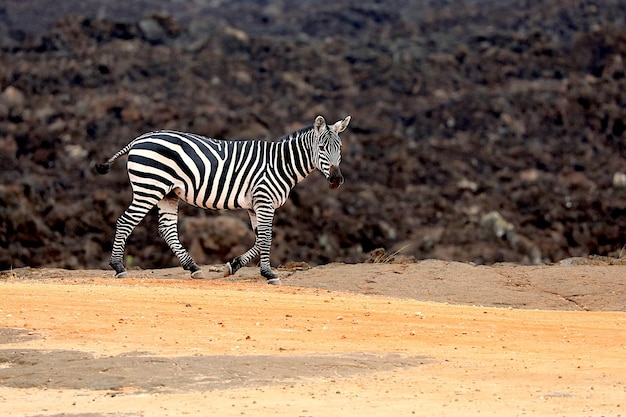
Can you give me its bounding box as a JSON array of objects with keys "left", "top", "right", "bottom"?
[
  {"left": 128, "top": 168, "right": 173, "bottom": 187},
  {"left": 131, "top": 142, "right": 197, "bottom": 187},
  {"left": 131, "top": 181, "right": 167, "bottom": 196},
  {"left": 212, "top": 141, "right": 236, "bottom": 208},
  {"left": 133, "top": 190, "right": 162, "bottom": 200},
  {"left": 222, "top": 141, "right": 247, "bottom": 209},
  {"left": 232, "top": 141, "right": 263, "bottom": 208},
  {"left": 294, "top": 138, "right": 310, "bottom": 178}
]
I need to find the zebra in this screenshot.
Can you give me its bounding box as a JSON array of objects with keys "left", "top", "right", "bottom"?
[{"left": 95, "top": 115, "right": 351, "bottom": 284}]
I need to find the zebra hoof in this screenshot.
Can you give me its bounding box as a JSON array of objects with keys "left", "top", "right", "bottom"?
[
  {"left": 190, "top": 269, "right": 204, "bottom": 279},
  {"left": 224, "top": 262, "right": 233, "bottom": 277},
  {"left": 266, "top": 278, "right": 281, "bottom": 285},
  {"left": 114, "top": 271, "right": 128, "bottom": 278}
]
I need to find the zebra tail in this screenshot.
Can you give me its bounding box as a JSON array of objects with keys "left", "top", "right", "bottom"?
[
  {"left": 95, "top": 162, "right": 112, "bottom": 175},
  {"left": 94, "top": 140, "right": 137, "bottom": 175}
]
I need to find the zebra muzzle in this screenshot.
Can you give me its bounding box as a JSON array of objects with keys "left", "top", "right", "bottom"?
[{"left": 328, "top": 165, "right": 344, "bottom": 189}]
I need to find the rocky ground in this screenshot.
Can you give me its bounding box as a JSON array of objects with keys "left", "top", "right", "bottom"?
[{"left": 1, "top": 0, "right": 626, "bottom": 272}]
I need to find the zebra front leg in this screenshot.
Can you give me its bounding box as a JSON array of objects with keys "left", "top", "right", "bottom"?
[
  {"left": 156, "top": 196, "right": 203, "bottom": 278},
  {"left": 224, "top": 239, "right": 278, "bottom": 284},
  {"left": 255, "top": 205, "right": 279, "bottom": 285}
]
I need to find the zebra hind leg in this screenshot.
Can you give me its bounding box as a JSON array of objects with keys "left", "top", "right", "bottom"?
[
  {"left": 156, "top": 195, "right": 203, "bottom": 279},
  {"left": 109, "top": 196, "right": 160, "bottom": 278}
]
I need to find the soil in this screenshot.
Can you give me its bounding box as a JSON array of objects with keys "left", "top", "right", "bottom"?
[{"left": 0, "top": 260, "right": 624, "bottom": 416}]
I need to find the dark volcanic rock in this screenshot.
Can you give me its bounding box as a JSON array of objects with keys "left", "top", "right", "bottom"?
[{"left": 0, "top": 0, "right": 625, "bottom": 271}]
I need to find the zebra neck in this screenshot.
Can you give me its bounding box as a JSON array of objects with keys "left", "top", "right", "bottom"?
[{"left": 271, "top": 133, "right": 316, "bottom": 185}]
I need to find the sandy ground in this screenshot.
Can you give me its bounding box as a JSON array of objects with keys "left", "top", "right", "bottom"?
[{"left": 0, "top": 260, "right": 624, "bottom": 416}]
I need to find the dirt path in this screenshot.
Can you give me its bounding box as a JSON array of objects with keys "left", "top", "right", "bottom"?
[{"left": 0, "top": 261, "right": 624, "bottom": 416}]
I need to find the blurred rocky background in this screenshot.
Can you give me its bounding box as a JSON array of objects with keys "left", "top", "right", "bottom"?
[{"left": 1, "top": 0, "right": 625, "bottom": 271}]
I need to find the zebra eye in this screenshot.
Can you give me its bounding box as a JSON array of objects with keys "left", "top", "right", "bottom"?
[{"left": 319, "top": 145, "right": 326, "bottom": 152}]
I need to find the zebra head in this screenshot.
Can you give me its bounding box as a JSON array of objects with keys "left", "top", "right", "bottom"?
[{"left": 312, "top": 115, "right": 351, "bottom": 189}]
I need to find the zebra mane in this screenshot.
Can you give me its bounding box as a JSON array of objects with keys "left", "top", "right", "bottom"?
[{"left": 277, "top": 124, "right": 314, "bottom": 143}]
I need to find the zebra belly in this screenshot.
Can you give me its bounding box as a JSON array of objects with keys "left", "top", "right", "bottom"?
[{"left": 173, "top": 184, "right": 253, "bottom": 211}]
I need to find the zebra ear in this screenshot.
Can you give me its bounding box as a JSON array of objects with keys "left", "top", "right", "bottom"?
[
  {"left": 314, "top": 115, "right": 327, "bottom": 135},
  {"left": 331, "top": 116, "right": 351, "bottom": 133}
]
